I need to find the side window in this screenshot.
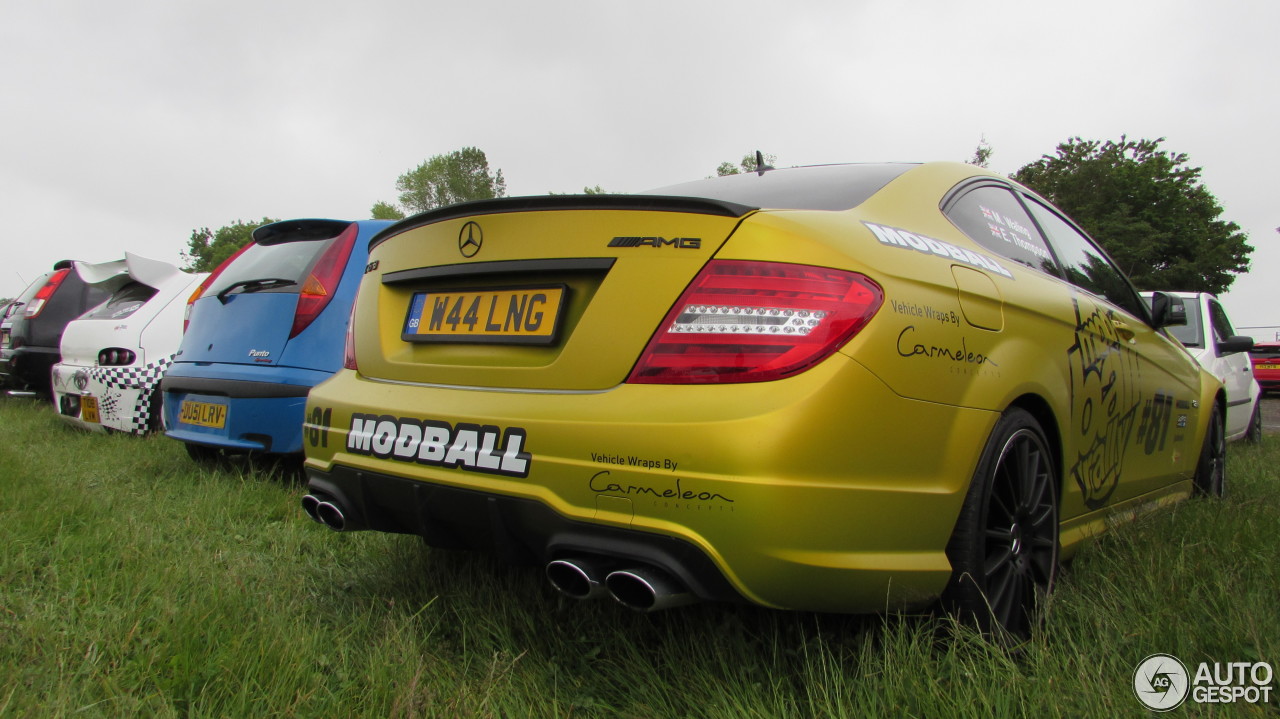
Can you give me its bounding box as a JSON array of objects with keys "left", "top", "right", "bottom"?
[
  {"left": 1207, "top": 300, "right": 1236, "bottom": 343},
  {"left": 945, "top": 185, "right": 1060, "bottom": 274},
  {"left": 1162, "top": 296, "right": 1203, "bottom": 347},
  {"left": 1023, "top": 198, "right": 1149, "bottom": 321}
]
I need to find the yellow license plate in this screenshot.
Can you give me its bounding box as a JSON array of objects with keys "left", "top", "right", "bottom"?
[
  {"left": 179, "top": 400, "right": 228, "bottom": 428},
  {"left": 402, "top": 286, "right": 567, "bottom": 345},
  {"left": 1259, "top": 364, "right": 1280, "bottom": 370},
  {"left": 81, "top": 396, "right": 100, "bottom": 424}
]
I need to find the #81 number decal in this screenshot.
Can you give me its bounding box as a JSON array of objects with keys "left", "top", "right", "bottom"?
[
  {"left": 307, "top": 406, "right": 333, "bottom": 448},
  {"left": 1136, "top": 393, "right": 1174, "bottom": 455}
]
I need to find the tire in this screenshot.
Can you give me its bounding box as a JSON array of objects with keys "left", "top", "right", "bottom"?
[
  {"left": 1192, "top": 403, "right": 1226, "bottom": 498},
  {"left": 1243, "top": 402, "right": 1262, "bottom": 444},
  {"left": 146, "top": 387, "right": 165, "bottom": 434},
  {"left": 942, "top": 408, "right": 1059, "bottom": 642}
]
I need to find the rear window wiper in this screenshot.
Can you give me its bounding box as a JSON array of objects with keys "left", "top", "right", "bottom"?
[{"left": 216, "top": 278, "right": 298, "bottom": 304}]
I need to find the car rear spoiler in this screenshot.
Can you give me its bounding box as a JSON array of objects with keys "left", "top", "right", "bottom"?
[
  {"left": 252, "top": 218, "right": 354, "bottom": 246},
  {"left": 74, "top": 252, "right": 186, "bottom": 292},
  {"left": 369, "top": 195, "right": 759, "bottom": 250}
]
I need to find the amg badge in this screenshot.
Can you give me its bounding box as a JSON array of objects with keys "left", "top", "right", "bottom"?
[{"left": 609, "top": 236, "right": 701, "bottom": 249}]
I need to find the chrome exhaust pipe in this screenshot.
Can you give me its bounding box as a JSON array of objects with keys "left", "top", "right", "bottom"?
[
  {"left": 546, "top": 558, "right": 612, "bottom": 600},
  {"left": 315, "top": 501, "right": 347, "bottom": 531},
  {"left": 300, "top": 494, "right": 324, "bottom": 524},
  {"left": 300, "top": 493, "right": 356, "bottom": 531},
  {"left": 605, "top": 567, "right": 698, "bottom": 612}
]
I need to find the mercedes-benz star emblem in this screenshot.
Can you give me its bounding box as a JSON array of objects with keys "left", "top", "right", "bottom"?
[{"left": 458, "top": 221, "right": 483, "bottom": 258}]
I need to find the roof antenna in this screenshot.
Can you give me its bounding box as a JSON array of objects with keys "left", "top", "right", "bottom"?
[{"left": 755, "top": 150, "right": 774, "bottom": 176}]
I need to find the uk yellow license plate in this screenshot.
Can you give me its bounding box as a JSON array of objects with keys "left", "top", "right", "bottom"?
[
  {"left": 81, "top": 396, "right": 100, "bottom": 424},
  {"left": 402, "top": 286, "right": 567, "bottom": 345},
  {"left": 179, "top": 400, "right": 228, "bottom": 428}
]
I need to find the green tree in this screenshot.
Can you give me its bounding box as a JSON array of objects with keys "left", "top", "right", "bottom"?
[
  {"left": 391, "top": 147, "right": 506, "bottom": 214},
  {"left": 968, "top": 136, "right": 993, "bottom": 168},
  {"left": 547, "top": 185, "right": 612, "bottom": 196},
  {"left": 370, "top": 201, "right": 405, "bottom": 220},
  {"left": 716, "top": 152, "right": 777, "bottom": 176},
  {"left": 181, "top": 218, "right": 277, "bottom": 273},
  {"left": 1012, "top": 137, "right": 1250, "bottom": 294}
]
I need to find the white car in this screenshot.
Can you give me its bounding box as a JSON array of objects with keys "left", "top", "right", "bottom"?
[
  {"left": 1146, "top": 291, "right": 1262, "bottom": 442},
  {"left": 52, "top": 254, "right": 207, "bottom": 434}
]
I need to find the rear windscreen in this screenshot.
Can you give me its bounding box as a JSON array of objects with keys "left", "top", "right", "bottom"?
[
  {"left": 205, "top": 237, "right": 335, "bottom": 298},
  {"left": 82, "top": 281, "right": 158, "bottom": 320},
  {"left": 645, "top": 163, "right": 915, "bottom": 211}
]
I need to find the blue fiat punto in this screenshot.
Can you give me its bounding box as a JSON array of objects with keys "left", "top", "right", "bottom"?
[{"left": 162, "top": 219, "right": 392, "bottom": 461}]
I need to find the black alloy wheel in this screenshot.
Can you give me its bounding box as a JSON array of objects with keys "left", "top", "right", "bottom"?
[
  {"left": 1193, "top": 403, "right": 1226, "bottom": 497},
  {"left": 943, "top": 408, "right": 1059, "bottom": 643},
  {"left": 1243, "top": 403, "right": 1262, "bottom": 444}
]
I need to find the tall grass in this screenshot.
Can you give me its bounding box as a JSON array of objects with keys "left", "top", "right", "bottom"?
[{"left": 1, "top": 398, "right": 1276, "bottom": 718}]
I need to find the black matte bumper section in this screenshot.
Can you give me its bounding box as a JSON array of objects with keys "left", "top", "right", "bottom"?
[
  {"left": 160, "top": 375, "right": 311, "bottom": 398},
  {"left": 306, "top": 464, "right": 746, "bottom": 605}
]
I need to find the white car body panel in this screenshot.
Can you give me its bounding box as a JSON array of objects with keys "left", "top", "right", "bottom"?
[
  {"left": 52, "top": 254, "right": 207, "bottom": 434},
  {"left": 1145, "top": 291, "right": 1261, "bottom": 441}
]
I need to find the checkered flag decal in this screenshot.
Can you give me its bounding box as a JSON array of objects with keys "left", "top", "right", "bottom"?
[{"left": 88, "top": 354, "right": 175, "bottom": 434}]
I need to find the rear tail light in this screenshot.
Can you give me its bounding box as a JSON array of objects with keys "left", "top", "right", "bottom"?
[
  {"left": 184, "top": 242, "right": 252, "bottom": 333},
  {"left": 24, "top": 268, "right": 71, "bottom": 319},
  {"left": 98, "top": 348, "right": 137, "bottom": 366},
  {"left": 291, "top": 224, "right": 358, "bottom": 339},
  {"left": 627, "top": 260, "right": 884, "bottom": 384},
  {"left": 342, "top": 302, "right": 358, "bottom": 371}
]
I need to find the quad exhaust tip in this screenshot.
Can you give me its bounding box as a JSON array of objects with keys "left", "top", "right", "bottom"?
[
  {"left": 301, "top": 493, "right": 351, "bottom": 532},
  {"left": 605, "top": 567, "right": 697, "bottom": 612},
  {"left": 546, "top": 558, "right": 699, "bottom": 612},
  {"left": 546, "top": 558, "right": 611, "bottom": 600}
]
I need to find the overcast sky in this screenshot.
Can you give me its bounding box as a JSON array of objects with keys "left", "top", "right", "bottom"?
[{"left": 3, "top": 0, "right": 1276, "bottom": 334}]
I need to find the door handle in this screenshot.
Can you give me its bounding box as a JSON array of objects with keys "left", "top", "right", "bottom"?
[{"left": 1111, "top": 319, "right": 1136, "bottom": 342}]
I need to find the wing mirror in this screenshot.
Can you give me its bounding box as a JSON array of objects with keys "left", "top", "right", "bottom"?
[
  {"left": 1218, "top": 335, "right": 1254, "bottom": 356},
  {"left": 1149, "top": 292, "right": 1187, "bottom": 329}
]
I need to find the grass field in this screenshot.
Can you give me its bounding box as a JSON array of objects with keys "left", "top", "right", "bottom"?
[{"left": 1, "top": 398, "right": 1277, "bottom": 718}]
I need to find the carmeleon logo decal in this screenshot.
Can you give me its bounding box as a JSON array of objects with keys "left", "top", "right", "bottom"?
[
  {"left": 347, "top": 413, "right": 531, "bottom": 477},
  {"left": 589, "top": 471, "right": 735, "bottom": 504}
]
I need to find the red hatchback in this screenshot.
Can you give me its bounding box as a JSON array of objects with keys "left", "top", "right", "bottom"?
[{"left": 1249, "top": 342, "right": 1280, "bottom": 394}]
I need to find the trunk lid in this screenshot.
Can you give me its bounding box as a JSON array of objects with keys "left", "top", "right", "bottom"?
[
  {"left": 180, "top": 293, "right": 300, "bottom": 367},
  {"left": 357, "top": 196, "right": 754, "bottom": 391}
]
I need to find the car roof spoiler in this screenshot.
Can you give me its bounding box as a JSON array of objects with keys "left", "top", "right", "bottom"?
[{"left": 74, "top": 252, "right": 187, "bottom": 292}]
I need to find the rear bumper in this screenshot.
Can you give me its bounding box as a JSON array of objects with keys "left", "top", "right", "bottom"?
[
  {"left": 51, "top": 358, "right": 172, "bottom": 435},
  {"left": 2, "top": 345, "right": 59, "bottom": 395},
  {"left": 161, "top": 362, "right": 328, "bottom": 454},
  {"left": 303, "top": 357, "right": 998, "bottom": 613},
  {"left": 307, "top": 463, "right": 747, "bottom": 604}
]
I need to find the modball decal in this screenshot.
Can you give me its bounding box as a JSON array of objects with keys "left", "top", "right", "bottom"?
[{"left": 346, "top": 413, "right": 531, "bottom": 478}]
